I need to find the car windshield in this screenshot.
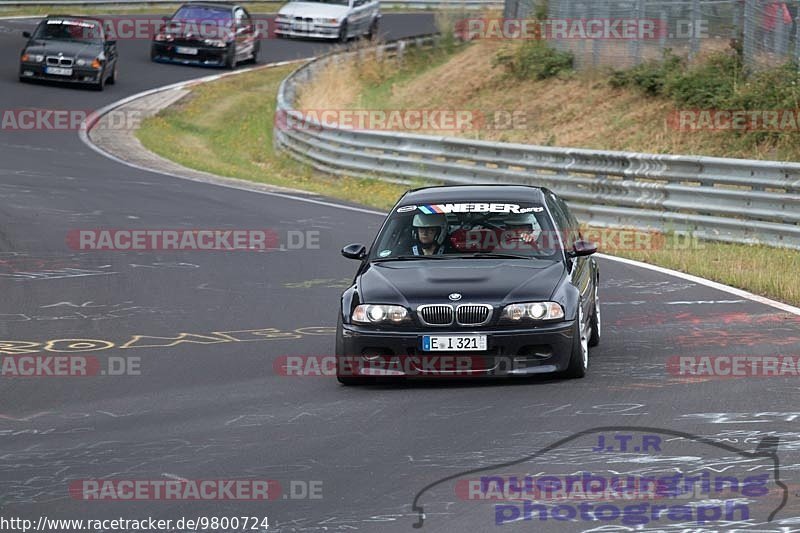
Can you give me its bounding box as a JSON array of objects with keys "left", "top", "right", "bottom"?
[
  {"left": 172, "top": 6, "right": 232, "bottom": 22},
  {"left": 33, "top": 19, "right": 103, "bottom": 42},
  {"left": 297, "top": 0, "right": 350, "bottom": 6},
  {"left": 369, "top": 201, "right": 563, "bottom": 261}
]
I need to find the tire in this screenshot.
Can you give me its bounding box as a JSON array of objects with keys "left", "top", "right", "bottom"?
[
  {"left": 224, "top": 45, "right": 237, "bottom": 69},
  {"left": 106, "top": 63, "right": 117, "bottom": 85},
  {"left": 93, "top": 70, "right": 106, "bottom": 91},
  {"left": 248, "top": 41, "right": 260, "bottom": 64},
  {"left": 338, "top": 21, "right": 348, "bottom": 43},
  {"left": 563, "top": 304, "right": 588, "bottom": 379},
  {"left": 366, "top": 17, "right": 378, "bottom": 40},
  {"left": 150, "top": 45, "right": 158, "bottom": 61},
  {"left": 588, "top": 278, "right": 601, "bottom": 347}
]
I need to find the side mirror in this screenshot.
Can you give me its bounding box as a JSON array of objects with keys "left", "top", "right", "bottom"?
[
  {"left": 569, "top": 240, "right": 597, "bottom": 257},
  {"left": 341, "top": 243, "right": 367, "bottom": 260},
  {"left": 22, "top": 31, "right": 31, "bottom": 38},
  {"left": 106, "top": 39, "right": 116, "bottom": 46}
]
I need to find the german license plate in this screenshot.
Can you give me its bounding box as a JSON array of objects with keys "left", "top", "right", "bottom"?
[
  {"left": 176, "top": 46, "right": 198, "bottom": 55},
  {"left": 45, "top": 66, "right": 72, "bottom": 76},
  {"left": 292, "top": 22, "right": 310, "bottom": 32},
  {"left": 422, "top": 335, "right": 487, "bottom": 352}
]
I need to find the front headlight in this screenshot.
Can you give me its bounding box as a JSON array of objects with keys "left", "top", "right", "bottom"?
[
  {"left": 21, "top": 53, "right": 44, "bottom": 63},
  {"left": 76, "top": 58, "right": 87, "bottom": 66},
  {"left": 320, "top": 18, "right": 338, "bottom": 24},
  {"left": 352, "top": 304, "right": 409, "bottom": 324},
  {"left": 501, "top": 302, "right": 564, "bottom": 322},
  {"left": 155, "top": 33, "right": 172, "bottom": 42},
  {"left": 204, "top": 38, "right": 227, "bottom": 47}
]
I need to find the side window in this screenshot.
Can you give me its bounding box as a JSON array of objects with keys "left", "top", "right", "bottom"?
[
  {"left": 233, "top": 8, "right": 245, "bottom": 26},
  {"left": 354, "top": 0, "right": 366, "bottom": 6},
  {"left": 556, "top": 196, "right": 581, "bottom": 244},
  {"left": 545, "top": 195, "right": 570, "bottom": 249}
]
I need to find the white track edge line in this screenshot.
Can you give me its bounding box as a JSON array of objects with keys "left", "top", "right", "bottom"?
[{"left": 597, "top": 253, "right": 800, "bottom": 316}]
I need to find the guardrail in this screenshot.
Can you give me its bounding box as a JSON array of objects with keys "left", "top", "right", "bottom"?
[
  {"left": 0, "top": 0, "right": 502, "bottom": 7},
  {"left": 274, "top": 36, "right": 800, "bottom": 250}
]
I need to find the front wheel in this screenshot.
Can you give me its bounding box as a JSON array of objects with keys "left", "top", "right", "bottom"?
[
  {"left": 366, "top": 17, "right": 378, "bottom": 40},
  {"left": 93, "top": 70, "right": 106, "bottom": 91},
  {"left": 106, "top": 63, "right": 117, "bottom": 85},
  {"left": 589, "top": 280, "right": 601, "bottom": 347},
  {"left": 224, "top": 45, "right": 237, "bottom": 69},
  {"left": 562, "top": 305, "right": 588, "bottom": 379},
  {"left": 248, "top": 41, "right": 260, "bottom": 64},
  {"left": 338, "top": 21, "right": 348, "bottom": 43}
]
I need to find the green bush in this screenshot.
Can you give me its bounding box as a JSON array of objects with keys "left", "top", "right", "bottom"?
[
  {"left": 494, "top": 41, "right": 574, "bottom": 81},
  {"left": 729, "top": 62, "right": 800, "bottom": 110},
  {"left": 663, "top": 52, "right": 741, "bottom": 108},
  {"left": 609, "top": 51, "right": 683, "bottom": 97}
]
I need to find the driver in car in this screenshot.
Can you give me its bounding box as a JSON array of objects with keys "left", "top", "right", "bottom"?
[
  {"left": 503, "top": 212, "right": 540, "bottom": 247},
  {"left": 411, "top": 213, "right": 448, "bottom": 256}
]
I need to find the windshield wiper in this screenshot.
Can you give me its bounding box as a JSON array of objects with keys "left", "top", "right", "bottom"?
[{"left": 372, "top": 255, "right": 455, "bottom": 262}]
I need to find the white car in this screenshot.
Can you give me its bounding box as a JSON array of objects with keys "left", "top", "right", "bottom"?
[{"left": 275, "top": 0, "right": 380, "bottom": 42}]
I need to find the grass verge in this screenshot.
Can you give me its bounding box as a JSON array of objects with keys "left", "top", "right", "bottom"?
[
  {"left": 607, "top": 236, "right": 800, "bottom": 307},
  {"left": 136, "top": 52, "right": 800, "bottom": 307},
  {"left": 136, "top": 63, "right": 415, "bottom": 211}
]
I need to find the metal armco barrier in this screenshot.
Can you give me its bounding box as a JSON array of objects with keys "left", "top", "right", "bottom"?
[{"left": 275, "top": 37, "right": 800, "bottom": 249}]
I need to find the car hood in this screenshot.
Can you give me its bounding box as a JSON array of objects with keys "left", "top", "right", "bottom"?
[
  {"left": 279, "top": 2, "right": 350, "bottom": 19},
  {"left": 357, "top": 260, "right": 565, "bottom": 307},
  {"left": 25, "top": 40, "right": 103, "bottom": 58}
]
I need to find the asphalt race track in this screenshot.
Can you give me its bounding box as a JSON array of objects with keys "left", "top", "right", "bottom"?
[{"left": 1, "top": 12, "right": 800, "bottom": 533}]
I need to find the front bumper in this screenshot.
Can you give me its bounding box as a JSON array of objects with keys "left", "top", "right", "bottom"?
[
  {"left": 337, "top": 321, "right": 576, "bottom": 378},
  {"left": 274, "top": 21, "right": 340, "bottom": 39},
  {"left": 151, "top": 42, "right": 228, "bottom": 66},
  {"left": 19, "top": 63, "right": 102, "bottom": 84}
]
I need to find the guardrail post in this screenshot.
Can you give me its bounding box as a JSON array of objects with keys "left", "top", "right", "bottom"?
[
  {"left": 795, "top": 2, "right": 800, "bottom": 67},
  {"left": 689, "top": 0, "right": 701, "bottom": 62},
  {"left": 630, "top": 0, "right": 644, "bottom": 66},
  {"left": 742, "top": 0, "right": 756, "bottom": 68}
]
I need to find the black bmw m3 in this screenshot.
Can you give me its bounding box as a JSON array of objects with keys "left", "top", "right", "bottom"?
[
  {"left": 19, "top": 16, "right": 118, "bottom": 90},
  {"left": 336, "top": 185, "right": 601, "bottom": 385}
]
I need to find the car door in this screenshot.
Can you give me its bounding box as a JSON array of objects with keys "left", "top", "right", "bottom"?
[
  {"left": 233, "top": 7, "right": 254, "bottom": 60},
  {"left": 98, "top": 24, "right": 117, "bottom": 76},
  {"left": 349, "top": 0, "right": 369, "bottom": 35},
  {"left": 546, "top": 193, "right": 593, "bottom": 322}
]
